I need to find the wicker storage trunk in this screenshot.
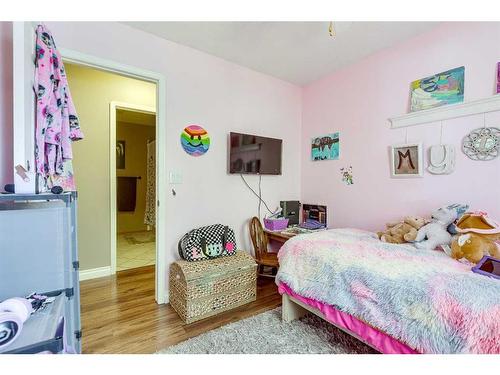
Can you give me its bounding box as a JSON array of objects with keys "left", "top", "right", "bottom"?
[{"left": 169, "top": 251, "right": 257, "bottom": 324}]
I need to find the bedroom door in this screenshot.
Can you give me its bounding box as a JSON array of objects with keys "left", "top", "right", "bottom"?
[{"left": 12, "top": 21, "right": 37, "bottom": 192}]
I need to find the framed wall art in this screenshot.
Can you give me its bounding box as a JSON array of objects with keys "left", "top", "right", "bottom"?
[
  {"left": 410, "top": 67, "right": 465, "bottom": 112},
  {"left": 311, "top": 132, "right": 340, "bottom": 161},
  {"left": 116, "top": 140, "right": 126, "bottom": 169},
  {"left": 391, "top": 142, "right": 423, "bottom": 178}
]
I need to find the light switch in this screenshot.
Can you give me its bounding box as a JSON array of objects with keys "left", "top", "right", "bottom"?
[{"left": 169, "top": 170, "right": 183, "bottom": 184}]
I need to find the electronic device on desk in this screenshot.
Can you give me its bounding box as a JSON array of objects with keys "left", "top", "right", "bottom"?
[
  {"left": 299, "top": 219, "right": 325, "bottom": 230},
  {"left": 280, "top": 200, "right": 300, "bottom": 226},
  {"left": 300, "top": 204, "right": 327, "bottom": 230}
]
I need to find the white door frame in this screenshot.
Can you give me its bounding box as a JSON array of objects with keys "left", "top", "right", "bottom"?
[
  {"left": 110, "top": 102, "right": 156, "bottom": 274},
  {"left": 60, "top": 48, "right": 168, "bottom": 304}
]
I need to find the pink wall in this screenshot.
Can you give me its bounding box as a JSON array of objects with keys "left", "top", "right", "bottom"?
[
  {"left": 301, "top": 22, "right": 500, "bottom": 231},
  {"left": 0, "top": 22, "right": 13, "bottom": 188},
  {"left": 42, "top": 23, "right": 302, "bottom": 277}
]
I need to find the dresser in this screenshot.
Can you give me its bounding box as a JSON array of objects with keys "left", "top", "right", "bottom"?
[{"left": 0, "top": 193, "right": 81, "bottom": 354}]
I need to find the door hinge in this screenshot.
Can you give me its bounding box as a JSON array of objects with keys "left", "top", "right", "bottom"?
[
  {"left": 75, "top": 330, "right": 82, "bottom": 340},
  {"left": 64, "top": 287, "right": 74, "bottom": 298},
  {"left": 157, "top": 200, "right": 160, "bottom": 207},
  {"left": 73, "top": 261, "right": 79, "bottom": 270}
]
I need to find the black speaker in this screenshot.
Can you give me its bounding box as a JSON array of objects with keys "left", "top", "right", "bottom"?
[{"left": 280, "top": 200, "right": 300, "bottom": 226}]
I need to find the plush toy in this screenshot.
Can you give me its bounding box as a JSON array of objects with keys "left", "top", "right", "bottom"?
[
  {"left": 454, "top": 212, "right": 500, "bottom": 234},
  {"left": 378, "top": 216, "right": 427, "bottom": 244},
  {"left": 413, "top": 206, "right": 457, "bottom": 250},
  {"left": 447, "top": 212, "right": 500, "bottom": 264},
  {"left": 445, "top": 203, "right": 469, "bottom": 234},
  {"left": 450, "top": 232, "right": 500, "bottom": 264}
]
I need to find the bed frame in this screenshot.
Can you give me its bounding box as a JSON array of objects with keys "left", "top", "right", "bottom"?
[{"left": 282, "top": 294, "right": 380, "bottom": 352}]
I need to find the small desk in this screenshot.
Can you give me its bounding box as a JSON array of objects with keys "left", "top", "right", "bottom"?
[
  {"left": 264, "top": 227, "right": 326, "bottom": 251},
  {"left": 264, "top": 229, "right": 296, "bottom": 245}
]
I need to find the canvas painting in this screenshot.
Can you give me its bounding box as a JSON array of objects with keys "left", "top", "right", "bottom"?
[
  {"left": 311, "top": 132, "right": 340, "bottom": 161},
  {"left": 116, "top": 140, "right": 125, "bottom": 169},
  {"left": 391, "top": 143, "right": 423, "bottom": 178},
  {"left": 410, "top": 67, "right": 465, "bottom": 112}
]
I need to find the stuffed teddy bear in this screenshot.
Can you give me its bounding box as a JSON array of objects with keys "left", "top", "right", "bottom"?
[
  {"left": 378, "top": 216, "right": 427, "bottom": 244},
  {"left": 450, "top": 232, "right": 500, "bottom": 264},
  {"left": 413, "top": 206, "right": 457, "bottom": 250}
]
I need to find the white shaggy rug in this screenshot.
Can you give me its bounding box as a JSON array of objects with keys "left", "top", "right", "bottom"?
[{"left": 158, "top": 308, "right": 378, "bottom": 354}]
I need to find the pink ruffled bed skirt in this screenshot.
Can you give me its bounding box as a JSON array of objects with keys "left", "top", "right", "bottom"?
[{"left": 278, "top": 282, "right": 419, "bottom": 354}]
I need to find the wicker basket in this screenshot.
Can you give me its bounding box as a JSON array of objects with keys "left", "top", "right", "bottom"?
[{"left": 169, "top": 251, "right": 257, "bottom": 324}]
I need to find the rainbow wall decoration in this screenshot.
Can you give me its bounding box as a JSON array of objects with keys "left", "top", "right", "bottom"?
[
  {"left": 410, "top": 66, "right": 465, "bottom": 112},
  {"left": 180, "top": 125, "right": 210, "bottom": 156}
]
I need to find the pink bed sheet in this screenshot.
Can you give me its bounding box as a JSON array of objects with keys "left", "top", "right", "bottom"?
[{"left": 278, "top": 282, "right": 419, "bottom": 354}]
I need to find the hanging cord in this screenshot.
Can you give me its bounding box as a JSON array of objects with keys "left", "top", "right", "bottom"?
[
  {"left": 258, "top": 174, "right": 262, "bottom": 220},
  {"left": 439, "top": 121, "right": 444, "bottom": 145},
  {"left": 240, "top": 174, "right": 274, "bottom": 218}
]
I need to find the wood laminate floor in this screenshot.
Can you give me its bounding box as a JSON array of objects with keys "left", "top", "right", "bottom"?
[{"left": 80, "top": 266, "right": 281, "bottom": 354}]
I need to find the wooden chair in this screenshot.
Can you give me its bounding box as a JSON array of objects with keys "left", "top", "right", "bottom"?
[{"left": 249, "top": 217, "right": 279, "bottom": 276}]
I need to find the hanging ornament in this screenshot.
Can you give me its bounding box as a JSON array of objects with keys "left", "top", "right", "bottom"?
[
  {"left": 462, "top": 127, "right": 500, "bottom": 161},
  {"left": 329, "top": 22, "right": 335, "bottom": 37}
]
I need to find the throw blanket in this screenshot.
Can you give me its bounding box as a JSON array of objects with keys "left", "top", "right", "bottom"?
[{"left": 276, "top": 228, "right": 500, "bottom": 354}]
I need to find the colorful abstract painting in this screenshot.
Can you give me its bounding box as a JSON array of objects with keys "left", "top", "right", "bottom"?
[
  {"left": 180, "top": 125, "right": 210, "bottom": 156},
  {"left": 410, "top": 67, "right": 465, "bottom": 112},
  {"left": 311, "top": 132, "right": 340, "bottom": 161}
]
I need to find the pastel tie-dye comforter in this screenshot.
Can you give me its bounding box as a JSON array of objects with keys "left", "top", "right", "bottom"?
[{"left": 276, "top": 228, "right": 500, "bottom": 354}]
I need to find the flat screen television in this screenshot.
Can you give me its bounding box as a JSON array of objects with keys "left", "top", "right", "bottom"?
[{"left": 229, "top": 132, "right": 282, "bottom": 175}]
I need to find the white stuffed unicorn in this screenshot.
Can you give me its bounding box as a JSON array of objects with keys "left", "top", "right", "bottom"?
[{"left": 413, "top": 206, "right": 457, "bottom": 250}]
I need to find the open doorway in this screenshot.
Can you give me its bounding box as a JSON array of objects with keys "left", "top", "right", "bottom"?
[
  {"left": 62, "top": 54, "right": 167, "bottom": 303},
  {"left": 112, "top": 105, "right": 157, "bottom": 272}
]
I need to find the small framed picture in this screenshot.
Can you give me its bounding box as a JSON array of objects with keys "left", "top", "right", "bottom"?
[
  {"left": 116, "top": 140, "right": 126, "bottom": 169},
  {"left": 391, "top": 142, "right": 423, "bottom": 178}
]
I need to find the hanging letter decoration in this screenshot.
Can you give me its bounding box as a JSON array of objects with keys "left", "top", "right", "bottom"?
[{"left": 427, "top": 144, "right": 455, "bottom": 174}]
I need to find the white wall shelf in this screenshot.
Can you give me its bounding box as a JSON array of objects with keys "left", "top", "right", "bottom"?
[{"left": 389, "top": 95, "right": 500, "bottom": 129}]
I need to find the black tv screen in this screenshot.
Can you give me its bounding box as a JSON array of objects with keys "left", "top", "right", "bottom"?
[{"left": 229, "top": 132, "right": 282, "bottom": 175}]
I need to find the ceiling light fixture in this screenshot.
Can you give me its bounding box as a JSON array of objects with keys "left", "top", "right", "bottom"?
[{"left": 329, "top": 22, "right": 335, "bottom": 37}]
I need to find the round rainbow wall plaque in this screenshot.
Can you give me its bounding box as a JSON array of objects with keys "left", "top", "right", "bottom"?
[{"left": 180, "top": 125, "right": 210, "bottom": 156}]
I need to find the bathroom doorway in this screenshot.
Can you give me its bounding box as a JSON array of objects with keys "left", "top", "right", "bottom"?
[{"left": 112, "top": 105, "right": 157, "bottom": 272}]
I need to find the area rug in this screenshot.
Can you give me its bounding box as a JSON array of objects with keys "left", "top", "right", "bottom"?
[
  {"left": 158, "top": 308, "right": 378, "bottom": 354},
  {"left": 124, "top": 231, "right": 155, "bottom": 245}
]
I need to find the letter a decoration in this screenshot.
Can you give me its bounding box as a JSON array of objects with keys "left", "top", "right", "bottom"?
[{"left": 391, "top": 143, "right": 423, "bottom": 177}]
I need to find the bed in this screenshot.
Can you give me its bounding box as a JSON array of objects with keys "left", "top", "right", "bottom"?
[{"left": 276, "top": 228, "right": 500, "bottom": 354}]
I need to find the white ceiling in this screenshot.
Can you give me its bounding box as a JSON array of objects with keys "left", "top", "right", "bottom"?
[
  {"left": 124, "top": 22, "right": 439, "bottom": 85},
  {"left": 117, "top": 109, "right": 156, "bottom": 126}
]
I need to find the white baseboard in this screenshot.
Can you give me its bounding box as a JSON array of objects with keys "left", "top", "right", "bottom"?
[{"left": 79, "top": 266, "right": 112, "bottom": 281}]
